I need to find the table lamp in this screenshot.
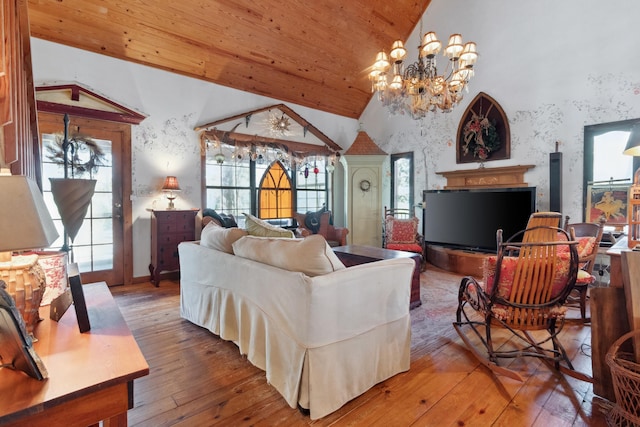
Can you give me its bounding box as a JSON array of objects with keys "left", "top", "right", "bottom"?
[
  {"left": 0, "top": 175, "right": 59, "bottom": 333},
  {"left": 624, "top": 123, "right": 640, "bottom": 249},
  {"left": 162, "top": 176, "right": 181, "bottom": 210}
]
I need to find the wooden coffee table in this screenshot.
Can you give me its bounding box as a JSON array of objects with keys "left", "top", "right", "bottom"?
[{"left": 333, "top": 245, "right": 422, "bottom": 309}]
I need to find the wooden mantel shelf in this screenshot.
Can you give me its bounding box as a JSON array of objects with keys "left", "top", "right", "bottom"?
[{"left": 436, "top": 165, "right": 535, "bottom": 189}]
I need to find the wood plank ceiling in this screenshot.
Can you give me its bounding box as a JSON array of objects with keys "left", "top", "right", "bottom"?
[{"left": 26, "top": 0, "right": 432, "bottom": 119}]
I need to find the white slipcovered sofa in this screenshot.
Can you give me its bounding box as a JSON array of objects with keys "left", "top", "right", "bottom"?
[{"left": 178, "top": 227, "right": 414, "bottom": 420}]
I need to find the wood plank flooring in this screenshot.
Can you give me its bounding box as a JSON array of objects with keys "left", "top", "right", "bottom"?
[{"left": 110, "top": 264, "right": 613, "bottom": 426}]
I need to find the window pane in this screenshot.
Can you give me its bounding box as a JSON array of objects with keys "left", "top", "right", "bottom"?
[
  {"left": 91, "top": 218, "right": 113, "bottom": 245},
  {"left": 92, "top": 244, "right": 114, "bottom": 270},
  {"left": 204, "top": 147, "right": 328, "bottom": 222},
  {"left": 297, "top": 157, "right": 327, "bottom": 190},
  {"left": 91, "top": 192, "right": 113, "bottom": 218},
  {"left": 73, "top": 245, "right": 93, "bottom": 272},
  {"left": 297, "top": 191, "right": 326, "bottom": 212},
  {"left": 394, "top": 157, "right": 411, "bottom": 210},
  {"left": 593, "top": 131, "right": 633, "bottom": 182}
]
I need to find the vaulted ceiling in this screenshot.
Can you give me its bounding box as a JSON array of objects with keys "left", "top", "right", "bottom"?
[{"left": 26, "top": 0, "right": 432, "bottom": 119}]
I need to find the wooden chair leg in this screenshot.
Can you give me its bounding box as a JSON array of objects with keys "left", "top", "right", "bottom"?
[{"left": 577, "top": 284, "right": 589, "bottom": 323}]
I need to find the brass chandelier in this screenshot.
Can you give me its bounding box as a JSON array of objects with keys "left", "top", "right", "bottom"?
[{"left": 369, "top": 31, "right": 478, "bottom": 119}]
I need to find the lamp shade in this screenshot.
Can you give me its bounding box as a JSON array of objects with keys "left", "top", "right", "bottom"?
[
  {"left": 162, "top": 176, "right": 181, "bottom": 191},
  {"left": 623, "top": 123, "right": 640, "bottom": 156},
  {"left": 0, "top": 175, "right": 59, "bottom": 252}
]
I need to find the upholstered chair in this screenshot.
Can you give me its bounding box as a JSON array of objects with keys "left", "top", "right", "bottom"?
[
  {"left": 383, "top": 207, "right": 425, "bottom": 270},
  {"left": 562, "top": 215, "right": 605, "bottom": 323},
  {"left": 294, "top": 211, "right": 348, "bottom": 247}
]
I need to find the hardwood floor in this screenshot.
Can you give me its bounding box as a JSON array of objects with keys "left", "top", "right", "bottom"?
[{"left": 110, "top": 265, "right": 612, "bottom": 426}]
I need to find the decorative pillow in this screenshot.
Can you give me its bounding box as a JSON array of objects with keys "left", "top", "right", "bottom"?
[
  {"left": 576, "top": 236, "right": 597, "bottom": 258},
  {"left": 483, "top": 254, "right": 573, "bottom": 300},
  {"left": 385, "top": 216, "right": 419, "bottom": 244},
  {"left": 36, "top": 251, "right": 69, "bottom": 305},
  {"left": 232, "top": 234, "right": 345, "bottom": 276},
  {"left": 576, "top": 269, "right": 595, "bottom": 285},
  {"left": 557, "top": 235, "right": 597, "bottom": 259},
  {"left": 243, "top": 213, "right": 295, "bottom": 238},
  {"left": 200, "top": 222, "right": 248, "bottom": 254}
]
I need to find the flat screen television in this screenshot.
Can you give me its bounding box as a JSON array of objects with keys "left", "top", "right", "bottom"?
[{"left": 423, "top": 187, "right": 536, "bottom": 253}]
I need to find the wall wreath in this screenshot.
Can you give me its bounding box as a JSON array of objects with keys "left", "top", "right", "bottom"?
[
  {"left": 359, "top": 179, "right": 371, "bottom": 192},
  {"left": 456, "top": 92, "right": 510, "bottom": 165}
]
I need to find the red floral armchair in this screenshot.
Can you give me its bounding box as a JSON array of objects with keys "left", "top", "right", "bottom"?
[{"left": 383, "top": 207, "right": 425, "bottom": 270}]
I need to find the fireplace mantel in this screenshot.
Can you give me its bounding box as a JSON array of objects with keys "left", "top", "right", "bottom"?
[{"left": 436, "top": 165, "right": 535, "bottom": 189}]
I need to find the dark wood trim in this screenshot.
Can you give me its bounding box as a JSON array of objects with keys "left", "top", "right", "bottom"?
[
  {"left": 196, "top": 103, "right": 342, "bottom": 152},
  {"left": 2, "top": 0, "right": 41, "bottom": 186},
  {"left": 456, "top": 92, "right": 510, "bottom": 164},
  {"left": 36, "top": 100, "right": 145, "bottom": 124},
  {"left": 436, "top": 164, "right": 535, "bottom": 189},
  {"left": 583, "top": 118, "right": 640, "bottom": 222},
  {"left": 203, "top": 128, "right": 336, "bottom": 156},
  {"left": 38, "top": 111, "right": 134, "bottom": 286},
  {"left": 35, "top": 84, "right": 146, "bottom": 124}
]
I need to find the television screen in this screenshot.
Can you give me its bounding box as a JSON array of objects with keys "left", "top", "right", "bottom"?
[{"left": 423, "top": 187, "right": 536, "bottom": 252}]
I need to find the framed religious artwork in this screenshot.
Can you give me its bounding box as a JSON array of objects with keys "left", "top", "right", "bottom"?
[
  {"left": 586, "top": 184, "right": 629, "bottom": 228},
  {"left": 457, "top": 92, "right": 511, "bottom": 165}
]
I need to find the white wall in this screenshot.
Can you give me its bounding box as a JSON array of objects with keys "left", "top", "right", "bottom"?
[
  {"left": 361, "top": 0, "right": 640, "bottom": 222},
  {"left": 31, "top": 39, "right": 359, "bottom": 278}
]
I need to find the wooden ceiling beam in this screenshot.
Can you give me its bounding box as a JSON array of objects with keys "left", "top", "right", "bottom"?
[{"left": 26, "top": 0, "right": 432, "bottom": 118}]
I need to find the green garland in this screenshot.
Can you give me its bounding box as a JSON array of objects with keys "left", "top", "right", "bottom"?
[{"left": 462, "top": 112, "right": 501, "bottom": 160}]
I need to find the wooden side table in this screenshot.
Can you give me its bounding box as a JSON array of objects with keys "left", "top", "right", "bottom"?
[
  {"left": 0, "top": 282, "right": 149, "bottom": 426},
  {"left": 591, "top": 236, "right": 631, "bottom": 401},
  {"left": 149, "top": 209, "right": 198, "bottom": 286},
  {"left": 333, "top": 245, "right": 422, "bottom": 309}
]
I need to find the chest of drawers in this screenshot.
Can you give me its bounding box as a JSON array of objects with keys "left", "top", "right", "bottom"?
[{"left": 149, "top": 209, "right": 198, "bottom": 286}]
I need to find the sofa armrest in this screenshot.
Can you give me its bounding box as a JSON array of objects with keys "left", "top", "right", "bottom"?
[
  {"left": 328, "top": 226, "right": 349, "bottom": 246},
  {"left": 296, "top": 227, "right": 312, "bottom": 238},
  {"left": 303, "top": 257, "right": 414, "bottom": 347}
]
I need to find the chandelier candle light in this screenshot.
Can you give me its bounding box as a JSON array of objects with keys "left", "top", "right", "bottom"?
[{"left": 370, "top": 31, "right": 478, "bottom": 119}]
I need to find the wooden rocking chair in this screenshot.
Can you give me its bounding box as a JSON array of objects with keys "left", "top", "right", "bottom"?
[{"left": 453, "top": 225, "right": 593, "bottom": 383}]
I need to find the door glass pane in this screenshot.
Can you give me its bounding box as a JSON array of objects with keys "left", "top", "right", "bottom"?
[{"left": 41, "top": 133, "right": 113, "bottom": 273}]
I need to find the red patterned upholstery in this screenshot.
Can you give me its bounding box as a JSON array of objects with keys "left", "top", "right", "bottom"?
[
  {"left": 385, "top": 216, "right": 419, "bottom": 244},
  {"left": 454, "top": 226, "right": 592, "bottom": 383},
  {"left": 483, "top": 252, "right": 593, "bottom": 303},
  {"left": 386, "top": 243, "right": 423, "bottom": 253},
  {"left": 383, "top": 207, "right": 424, "bottom": 271}
]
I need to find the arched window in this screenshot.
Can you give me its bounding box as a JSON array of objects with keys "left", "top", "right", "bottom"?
[{"left": 258, "top": 161, "right": 293, "bottom": 219}]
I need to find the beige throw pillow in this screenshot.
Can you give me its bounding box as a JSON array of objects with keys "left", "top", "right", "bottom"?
[
  {"left": 232, "top": 234, "right": 346, "bottom": 276},
  {"left": 243, "top": 213, "right": 295, "bottom": 238},
  {"left": 200, "top": 222, "right": 248, "bottom": 254}
]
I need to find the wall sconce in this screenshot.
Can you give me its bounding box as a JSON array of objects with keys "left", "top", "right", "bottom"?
[{"left": 161, "top": 176, "right": 181, "bottom": 210}]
